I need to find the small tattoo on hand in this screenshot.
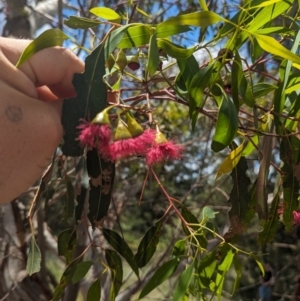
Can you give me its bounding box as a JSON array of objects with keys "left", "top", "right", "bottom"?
[{"left": 5, "top": 106, "right": 23, "bottom": 123}]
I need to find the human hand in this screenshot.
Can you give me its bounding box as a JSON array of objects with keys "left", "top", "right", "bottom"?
[{"left": 0, "top": 37, "right": 84, "bottom": 204}]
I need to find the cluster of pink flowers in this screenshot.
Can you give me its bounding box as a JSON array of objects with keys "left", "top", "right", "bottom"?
[{"left": 77, "top": 110, "right": 183, "bottom": 165}]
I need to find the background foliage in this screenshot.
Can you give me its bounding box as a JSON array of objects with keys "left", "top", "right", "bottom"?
[{"left": 1, "top": 0, "right": 300, "bottom": 301}]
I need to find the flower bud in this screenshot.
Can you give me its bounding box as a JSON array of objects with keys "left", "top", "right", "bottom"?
[
  {"left": 155, "top": 130, "right": 168, "bottom": 144},
  {"left": 114, "top": 117, "right": 132, "bottom": 140},
  {"left": 127, "top": 52, "right": 140, "bottom": 71},
  {"left": 116, "top": 49, "right": 128, "bottom": 73},
  {"left": 92, "top": 107, "right": 111, "bottom": 125},
  {"left": 126, "top": 113, "right": 143, "bottom": 137}
]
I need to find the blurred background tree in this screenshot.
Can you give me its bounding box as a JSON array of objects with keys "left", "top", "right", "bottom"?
[{"left": 0, "top": 1, "right": 300, "bottom": 301}]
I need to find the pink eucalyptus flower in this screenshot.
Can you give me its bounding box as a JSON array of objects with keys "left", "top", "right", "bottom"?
[
  {"left": 104, "top": 129, "right": 156, "bottom": 161},
  {"left": 293, "top": 211, "right": 300, "bottom": 225},
  {"left": 146, "top": 140, "right": 184, "bottom": 165},
  {"left": 78, "top": 121, "right": 111, "bottom": 149}
]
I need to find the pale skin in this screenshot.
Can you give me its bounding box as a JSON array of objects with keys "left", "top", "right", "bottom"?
[{"left": 0, "top": 37, "right": 84, "bottom": 204}]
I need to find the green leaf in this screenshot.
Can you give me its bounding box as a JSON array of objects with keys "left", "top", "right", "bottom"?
[
  {"left": 156, "top": 23, "right": 191, "bottom": 38},
  {"left": 16, "top": 29, "right": 69, "bottom": 67},
  {"left": 134, "top": 217, "right": 164, "bottom": 268},
  {"left": 172, "top": 240, "right": 186, "bottom": 258},
  {"left": 57, "top": 228, "right": 77, "bottom": 264},
  {"left": 211, "top": 92, "right": 238, "bottom": 152},
  {"left": 251, "top": 253, "right": 265, "bottom": 275},
  {"left": 157, "top": 39, "right": 195, "bottom": 59},
  {"left": 198, "top": 251, "right": 217, "bottom": 289},
  {"left": 200, "top": 206, "right": 218, "bottom": 220},
  {"left": 90, "top": 7, "right": 121, "bottom": 20},
  {"left": 189, "top": 64, "right": 214, "bottom": 112},
  {"left": 105, "top": 249, "right": 123, "bottom": 300},
  {"left": 241, "top": 135, "right": 259, "bottom": 157},
  {"left": 62, "top": 42, "right": 108, "bottom": 156},
  {"left": 52, "top": 257, "right": 82, "bottom": 301},
  {"left": 163, "top": 11, "right": 224, "bottom": 27},
  {"left": 176, "top": 55, "right": 199, "bottom": 94},
  {"left": 224, "top": 154, "right": 253, "bottom": 240},
  {"left": 172, "top": 262, "right": 194, "bottom": 301},
  {"left": 139, "top": 258, "right": 179, "bottom": 299},
  {"left": 215, "top": 249, "right": 235, "bottom": 298},
  {"left": 216, "top": 143, "right": 244, "bottom": 179},
  {"left": 103, "top": 228, "right": 139, "bottom": 277},
  {"left": 231, "top": 51, "right": 255, "bottom": 108},
  {"left": 117, "top": 25, "right": 151, "bottom": 49},
  {"left": 258, "top": 193, "right": 280, "bottom": 245},
  {"left": 147, "top": 32, "right": 160, "bottom": 76},
  {"left": 247, "top": 0, "right": 293, "bottom": 32},
  {"left": 72, "top": 261, "right": 93, "bottom": 284},
  {"left": 26, "top": 235, "right": 41, "bottom": 276},
  {"left": 64, "top": 16, "right": 102, "bottom": 29},
  {"left": 232, "top": 257, "right": 243, "bottom": 296},
  {"left": 87, "top": 279, "right": 101, "bottom": 301},
  {"left": 253, "top": 83, "right": 277, "bottom": 98},
  {"left": 250, "top": 33, "right": 300, "bottom": 65},
  {"left": 181, "top": 205, "right": 207, "bottom": 248}
]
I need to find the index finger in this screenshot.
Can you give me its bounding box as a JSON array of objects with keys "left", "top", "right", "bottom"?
[{"left": 23, "top": 46, "right": 84, "bottom": 97}]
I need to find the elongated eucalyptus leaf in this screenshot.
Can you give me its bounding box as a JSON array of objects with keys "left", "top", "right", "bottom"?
[
  {"left": 251, "top": 33, "right": 300, "bottom": 65},
  {"left": 231, "top": 51, "right": 254, "bottom": 108},
  {"left": 215, "top": 250, "right": 234, "bottom": 298},
  {"left": 156, "top": 23, "right": 191, "bottom": 37},
  {"left": 253, "top": 83, "right": 277, "bottom": 98},
  {"left": 87, "top": 279, "right": 101, "bottom": 301},
  {"left": 134, "top": 217, "right": 164, "bottom": 268},
  {"left": 87, "top": 149, "right": 115, "bottom": 228},
  {"left": 62, "top": 42, "right": 107, "bottom": 155},
  {"left": 117, "top": 25, "right": 151, "bottom": 48},
  {"left": 26, "top": 235, "right": 41, "bottom": 276},
  {"left": 241, "top": 135, "right": 259, "bottom": 157},
  {"left": 216, "top": 143, "right": 244, "bottom": 179},
  {"left": 176, "top": 55, "right": 199, "bottom": 93},
  {"left": 57, "top": 228, "right": 76, "bottom": 264},
  {"left": 232, "top": 257, "right": 243, "bottom": 296},
  {"left": 16, "top": 28, "right": 69, "bottom": 67},
  {"left": 163, "top": 11, "right": 224, "bottom": 27},
  {"left": 258, "top": 193, "right": 280, "bottom": 244},
  {"left": 172, "top": 240, "right": 186, "bottom": 258},
  {"left": 157, "top": 39, "right": 195, "bottom": 59},
  {"left": 211, "top": 92, "right": 238, "bottom": 152},
  {"left": 189, "top": 64, "right": 214, "bottom": 112},
  {"left": 198, "top": 251, "right": 217, "bottom": 289},
  {"left": 224, "top": 154, "right": 252, "bottom": 241},
  {"left": 72, "top": 261, "right": 93, "bottom": 284},
  {"left": 103, "top": 228, "right": 139, "bottom": 277},
  {"left": 90, "top": 7, "right": 121, "bottom": 20},
  {"left": 247, "top": 0, "right": 293, "bottom": 32},
  {"left": 148, "top": 32, "right": 160, "bottom": 76},
  {"left": 181, "top": 205, "right": 207, "bottom": 248},
  {"left": 106, "top": 249, "right": 123, "bottom": 300},
  {"left": 139, "top": 258, "right": 179, "bottom": 299},
  {"left": 172, "top": 262, "right": 194, "bottom": 301},
  {"left": 64, "top": 16, "right": 102, "bottom": 29},
  {"left": 52, "top": 256, "right": 82, "bottom": 301},
  {"left": 280, "top": 135, "right": 300, "bottom": 230}
]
